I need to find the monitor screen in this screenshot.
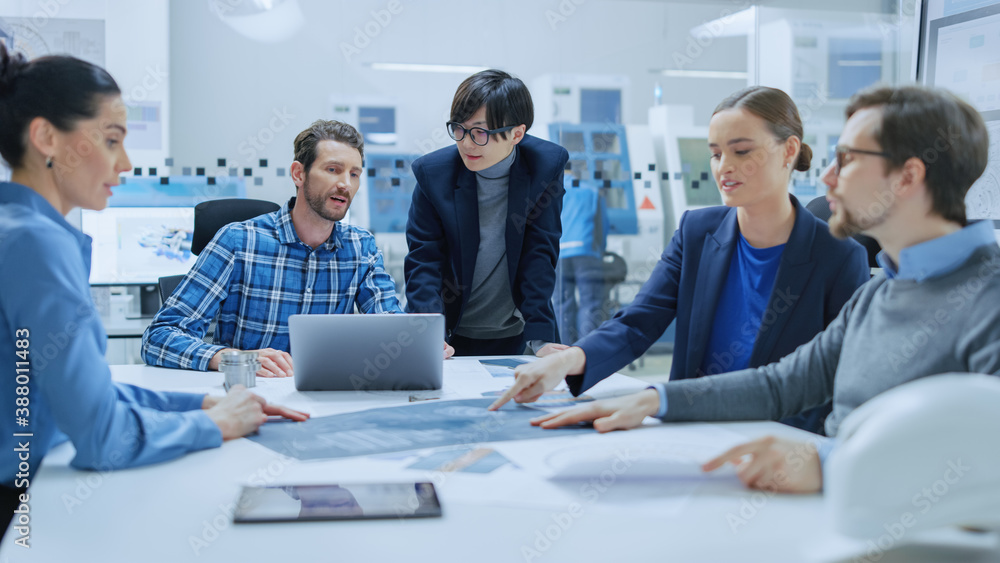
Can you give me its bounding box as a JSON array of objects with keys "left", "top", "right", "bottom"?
[
  {"left": 918, "top": 0, "right": 1000, "bottom": 233},
  {"left": 677, "top": 137, "right": 721, "bottom": 207},
  {"left": 358, "top": 106, "right": 397, "bottom": 146},
  {"left": 82, "top": 207, "right": 196, "bottom": 285}
]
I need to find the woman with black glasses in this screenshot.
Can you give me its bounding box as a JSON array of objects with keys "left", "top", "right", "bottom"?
[{"left": 404, "top": 69, "right": 569, "bottom": 356}]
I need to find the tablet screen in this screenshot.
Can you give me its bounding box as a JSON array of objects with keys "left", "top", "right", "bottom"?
[{"left": 233, "top": 482, "right": 442, "bottom": 523}]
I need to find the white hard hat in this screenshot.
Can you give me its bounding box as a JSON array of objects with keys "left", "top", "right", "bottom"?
[{"left": 816, "top": 373, "right": 1000, "bottom": 561}]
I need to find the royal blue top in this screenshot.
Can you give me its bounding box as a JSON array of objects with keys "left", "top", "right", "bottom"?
[{"left": 699, "top": 234, "right": 786, "bottom": 377}]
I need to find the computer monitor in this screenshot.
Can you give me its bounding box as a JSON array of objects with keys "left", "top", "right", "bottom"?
[
  {"left": 81, "top": 207, "right": 196, "bottom": 285},
  {"left": 677, "top": 137, "right": 721, "bottom": 208},
  {"left": 79, "top": 176, "right": 247, "bottom": 285},
  {"left": 916, "top": 0, "right": 1000, "bottom": 237}
]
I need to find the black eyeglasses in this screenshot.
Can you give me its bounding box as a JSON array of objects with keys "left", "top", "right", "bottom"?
[
  {"left": 834, "top": 145, "right": 891, "bottom": 176},
  {"left": 446, "top": 122, "right": 516, "bottom": 146}
]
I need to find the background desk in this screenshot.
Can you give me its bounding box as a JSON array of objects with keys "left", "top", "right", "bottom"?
[{"left": 0, "top": 362, "right": 981, "bottom": 563}]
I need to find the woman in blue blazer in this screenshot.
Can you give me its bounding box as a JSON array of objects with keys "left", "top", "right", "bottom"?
[{"left": 490, "top": 86, "right": 870, "bottom": 434}]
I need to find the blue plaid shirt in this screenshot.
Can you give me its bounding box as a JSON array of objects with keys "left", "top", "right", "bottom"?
[{"left": 142, "top": 197, "right": 402, "bottom": 370}]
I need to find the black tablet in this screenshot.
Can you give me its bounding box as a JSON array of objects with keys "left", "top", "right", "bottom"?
[{"left": 233, "top": 482, "right": 442, "bottom": 523}]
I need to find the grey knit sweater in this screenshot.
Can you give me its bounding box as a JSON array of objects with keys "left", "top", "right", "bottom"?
[{"left": 454, "top": 147, "right": 524, "bottom": 339}]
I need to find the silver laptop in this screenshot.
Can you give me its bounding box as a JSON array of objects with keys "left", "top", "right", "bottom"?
[{"left": 289, "top": 314, "right": 445, "bottom": 391}]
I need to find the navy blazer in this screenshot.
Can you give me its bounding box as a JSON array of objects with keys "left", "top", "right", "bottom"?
[
  {"left": 570, "top": 195, "right": 870, "bottom": 433},
  {"left": 404, "top": 134, "right": 569, "bottom": 343}
]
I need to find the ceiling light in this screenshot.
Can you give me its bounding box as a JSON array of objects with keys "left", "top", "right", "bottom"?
[{"left": 368, "top": 63, "right": 489, "bottom": 74}]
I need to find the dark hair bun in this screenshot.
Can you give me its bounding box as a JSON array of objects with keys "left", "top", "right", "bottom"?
[
  {"left": 0, "top": 42, "right": 28, "bottom": 97},
  {"left": 795, "top": 143, "right": 813, "bottom": 172}
]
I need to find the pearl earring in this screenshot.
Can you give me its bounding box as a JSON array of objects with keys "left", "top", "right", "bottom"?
[{"left": 46, "top": 156, "right": 53, "bottom": 169}]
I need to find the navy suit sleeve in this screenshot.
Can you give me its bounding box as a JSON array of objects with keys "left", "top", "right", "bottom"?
[
  {"left": 825, "top": 242, "right": 869, "bottom": 325},
  {"left": 567, "top": 212, "right": 687, "bottom": 394},
  {"left": 515, "top": 152, "right": 567, "bottom": 343},
  {"left": 404, "top": 165, "right": 447, "bottom": 314}
]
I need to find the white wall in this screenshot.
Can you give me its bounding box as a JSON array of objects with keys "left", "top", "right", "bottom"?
[
  {"left": 167, "top": 0, "right": 751, "bottom": 203},
  {"left": 0, "top": 0, "right": 169, "bottom": 220},
  {"left": 4, "top": 0, "right": 911, "bottom": 208}
]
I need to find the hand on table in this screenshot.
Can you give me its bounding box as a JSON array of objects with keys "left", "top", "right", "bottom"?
[
  {"left": 210, "top": 348, "right": 294, "bottom": 378},
  {"left": 535, "top": 343, "right": 570, "bottom": 357},
  {"left": 701, "top": 436, "right": 822, "bottom": 493},
  {"left": 203, "top": 385, "right": 310, "bottom": 440},
  {"left": 443, "top": 340, "right": 455, "bottom": 359},
  {"left": 528, "top": 388, "right": 660, "bottom": 432},
  {"left": 487, "top": 347, "right": 586, "bottom": 410}
]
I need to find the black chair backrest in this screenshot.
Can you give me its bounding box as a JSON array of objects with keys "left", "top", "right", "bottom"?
[
  {"left": 601, "top": 252, "right": 628, "bottom": 285},
  {"left": 158, "top": 274, "right": 185, "bottom": 304},
  {"left": 805, "top": 195, "right": 882, "bottom": 269},
  {"left": 192, "top": 198, "right": 280, "bottom": 255}
]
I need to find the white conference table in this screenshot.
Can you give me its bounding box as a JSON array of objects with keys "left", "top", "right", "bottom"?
[{"left": 0, "top": 360, "right": 979, "bottom": 563}]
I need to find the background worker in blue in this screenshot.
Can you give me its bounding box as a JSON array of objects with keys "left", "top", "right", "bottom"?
[
  {"left": 0, "top": 45, "right": 306, "bottom": 537},
  {"left": 556, "top": 182, "right": 611, "bottom": 344},
  {"left": 404, "top": 70, "right": 570, "bottom": 356},
  {"left": 490, "top": 87, "right": 870, "bottom": 434}
]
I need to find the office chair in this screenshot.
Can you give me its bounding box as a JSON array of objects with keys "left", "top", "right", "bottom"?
[
  {"left": 157, "top": 198, "right": 281, "bottom": 304},
  {"left": 157, "top": 274, "right": 185, "bottom": 304},
  {"left": 192, "top": 198, "right": 280, "bottom": 255},
  {"left": 806, "top": 195, "right": 882, "bottom": 269}
]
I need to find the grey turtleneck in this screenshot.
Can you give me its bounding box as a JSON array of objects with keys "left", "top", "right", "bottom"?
[{"left": 454, "top": 146, "right": 525, "bottom": 339}]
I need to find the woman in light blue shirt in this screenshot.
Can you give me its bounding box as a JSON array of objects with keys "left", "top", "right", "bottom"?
[{"left": 0, "top": 43, "right": 306, "bottom": 538}]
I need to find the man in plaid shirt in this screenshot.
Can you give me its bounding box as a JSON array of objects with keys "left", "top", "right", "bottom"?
[{"left": 142, "top": 120, "right": 453, "bottom": 377}]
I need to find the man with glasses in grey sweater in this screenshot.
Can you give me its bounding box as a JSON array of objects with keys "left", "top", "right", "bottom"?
[{"left": 522, "top": 85, "right": 1000, "bottom": 494}]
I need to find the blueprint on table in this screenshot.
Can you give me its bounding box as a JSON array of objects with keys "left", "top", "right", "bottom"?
[
  {"left": 405, "top": 447, "right": 511, "bottom": 474},
  {"left": 247, "top": 398, "right": 593, "bottom": 461},
  {"left": 479, "top": 358, "right": 531, "bottom": 378},
  {"left": 479, "top": 358, "right": 530, "bottom": 369}
]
